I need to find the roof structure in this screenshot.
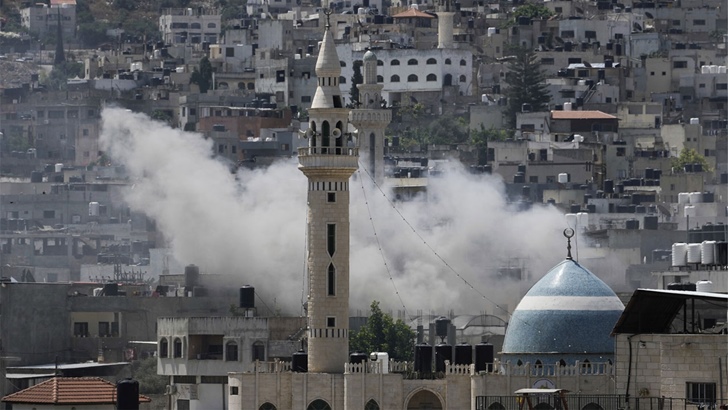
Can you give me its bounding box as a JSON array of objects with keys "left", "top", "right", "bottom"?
[
  {"left": 391, "top": 8, "right": 435, "bottom": 18},
  {"left": 50, "top": 0, "right": 77, "bottom": 5},
  {"left": 2, "top": 377, "right": 151, "bottom": 405},
  {"left": 550, "top": 110, "right": 617, "bottom": 120},
  {"left": 611, "top": 288, "right": 728, "bottom": 335}
]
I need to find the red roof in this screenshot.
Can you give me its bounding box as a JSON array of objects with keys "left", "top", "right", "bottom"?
[
  {"left": 551, "top": 110, "right": 617, "bottom": 120},
  {"left": 392, "top": 8, "right": 435, "bottom": 18},
  {"left": 2, "top": 377, "right": 152, "bottom": 405}
]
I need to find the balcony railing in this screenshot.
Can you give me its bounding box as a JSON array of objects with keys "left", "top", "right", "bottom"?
[{"left": 298, "top": 147, "right": 358, "bottom": 156}]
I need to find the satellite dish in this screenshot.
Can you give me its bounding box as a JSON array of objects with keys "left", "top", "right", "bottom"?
[{"left": 332, "top": 128, "right": 342, "bottom": 138}]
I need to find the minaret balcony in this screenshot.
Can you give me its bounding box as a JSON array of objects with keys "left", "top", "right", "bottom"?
[{"left": 298, "top": 147, "right": 359, "bottom": 169}]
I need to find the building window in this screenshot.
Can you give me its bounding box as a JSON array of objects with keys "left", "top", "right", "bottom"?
[
  {"left": 73, "top": 322, "right": 89, "bottom": 337},
  {"left": 672, "top": 19, "right": 681, "bottom": 26},
  {"left": 260, "top": 403, "right": 277, "bottom": 410},
  {"left": 377, "top": 60, "right": 383, "bottom": 66},
  {"left": 339, "top": 61, "right": 346, "bottom": 67},
  {"left": 226, "top": 47, "right": 234, "bottom": 57},
  {"left": 407, "top": 58, "right": 418, "bottom": 65},
  {"left": 426, "top": 58, "right": 436, "bottom": 64},
  {"left": 459, "top": 59, "right": 467, "bottom": 66},
  {"left": 616, "top": 147, "right": 626, "bottom": 156},
  {"left": 307, "top": 400, "right": 332, "bottom": 410},
  {"left": 327, "top": 192, "right": 336, "bottom": 202},
  {"left": 160, "top": 338, "right": 169, "bottom": 358},
  {"left": 328, "top": 263, "right": 336, "bottom": 295},
  {"left": 529, "top": 176, "right": 538, "bottom": 183},
  {"left": 426, "top": 74, "right": 437, "bottom": 81},
  {"left": 43, "top": 210, "right": 55, "bottom": 219},
  {"left": 407, "top": 74, "right": 418, "bottom": 82},
  {"left": 673, "top": 61, "right": 687, "bottom": 69},
  {"left": 226, "top": 342, "right": 238, "bottom": 361},
  {"left": 699, "top": 84, "right": 706, "bottom": 88},
  {"left": 327, "top": 317, "right": 336, "bottom": 327},
  {"left": 327, "top": 224, "right": 336, "bottom": 256},
  {"left": 662, "top": 72, "right": 666, "bottom": 76},
  {"left": 390, "top": 75, "right": 400, "bottom": 82},
  {"left": 208, "top": 23, "right": 217, "bottom": 28},
  {"left": 174, "top": 338, "right": 183, "bottom": 358},
  {"left": 686, "top": 382, "right": 716, "bottom": 404},
  {"left": 252, "top": 341, "right": 265, "bottom": 362},
  {"left": 339, "top": 76, "right": 346, "bottom": 84},
  {"left": 459, "top": 75, "right": 466, "bottom": 83},
  {"left": 445, "top": 58, "right": 451, "bottom": 65},
  {"left": 541, "top": 58, "right": 554, "bottom": 65},
  {"left": 377, "top": 75, "right": 383, "bottom": 83},
  {"left": 717, "top": 83, "right": 728, "bottom": 90},
  {"left": 391, "top": 59, "right": 400, "bottom": 66},
  {"left": 365, "top": 400, "right": 380, "bottom": 410},
  {"left": 302, "top": 96, "right": 312, "bottom": 103},
  {"left": 230, "top": 386, "right": 239, "bottom": 395},
  {"left": 693, "top": 19, "right": 705, "bottom": 25}
]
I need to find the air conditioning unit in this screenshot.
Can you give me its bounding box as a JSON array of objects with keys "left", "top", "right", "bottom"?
[{"left": 165, "top": 385, "right": 177, "bottom": 395}]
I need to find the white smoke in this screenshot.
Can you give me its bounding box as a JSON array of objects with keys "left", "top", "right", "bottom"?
[{"left": 100, "top": 108, "right": 568, "bottom": 317}]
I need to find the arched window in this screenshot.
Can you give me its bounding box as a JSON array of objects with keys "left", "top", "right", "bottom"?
[
  {"left": 445, "top": 58, "right": 452, "bottom": 65},
  {"left": 237, "top": 82, "right": 245, "bottom": 90},
  {"left": 173, "top": 338, "right": 182, "bottom": 358},
  {"left": 534, "top": 404, "right": 554, "bottom": 410},
  {"left": 459, "top": 75, "right": 466, "bottom": 83},
  {"left": 581, "top": 359, "right": 591, "bottom": 374},
  {"left": 159, "top": 338, "right": 168, "bottom": 358},
  {"left": 307, "top": 400, "right": 331, "bottom": 410},
  {"left": 391, "top": 75, "right": 400, "bottom": 82},
  {"left": 377, "top": 75, "right": 383, "bottom": 83},
  {"left": 407, "top": 74, "right": 418, "bottom": 82},
  {"left": 407, "top": 58, "right": 418, "bottom": 65},
  {"left": 260, "top": 404, "right": 277, "bottom": 410},
  {"left": 217, "top": 82, "right": 229, "bottom": 89},
  {"left": 226, "top": 341, "right": 238, "bottom": 361},
  {"left": 208, "top": 23, "right": 216, "bottom": 28},
  {"left": 339, "top": 76, "right": 347, "bottom": 84},
  {"left": 516, "top": 359, "right": 523, "bottom": 366},
  {"left": 391, "top": 59, "right": 400, "bottom": 66},
  {"left": 340, "top": 61, "right": 346, "bottom": 67},
  {"left": 534, "top": 360, "right": 542, "bottom": 368},
  {"left": 365, "top": 399, "right": 380, "bottom": 410},
  {"left": 488, "top": 404, "right": 506, "bottom": 410},
  {"left": 328, "top": 264, "right": 336, "bottom": 296},
  {"left": 426, "top": 58, "right": 437, "bottom": 65},
  {"left": 460, "top": 59, "right": 467, "bottom": 66},
  {"left": 426, "top": 74, "right": 437, "bottom": 82},
  {"left": 377, "top": 60, "right": 383, "bottom": 66},
  {"left": 252, "top": 341, "right": 265, "bottom": 362},
  {"left": 582, "top": 404, "right": 604, "bottom": 410}
]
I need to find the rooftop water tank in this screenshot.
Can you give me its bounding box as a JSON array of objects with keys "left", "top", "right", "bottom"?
[
  {"left": 414, "top": 344, "right": 432, "bottom": 373},
  {"left": 558, "top": 173, "right": 569, "bottom": 183},
  {"left": 116, "top": 378, "right": 140, "bottom": 410},
  {"left": 696, "top": 280, "right": 713, "bottom": 293},
  {"left": 565, "top": 213, "right": 577, "bottom": 229},
  {"left": 292, "top": 350, "right": 308, "bottom": 372},
  {"left": 89, "top": 202, "right": 100, "bottom": 217},
  {"left": 577, "top": 212, "right": 589, "bottom": 230},
  {"left": 435, "top": 343, "right": 452, "bottom": 372},
  {"left": 688, "top": 192, "right": 702, "bottom": 204},
  {"left": 454, "top": 343, "right": 472, "bottom": 365},
  {"left": 54, "top": 163, "right": 64, "bottom": 173},
  {"left": 678, "top": 192, "right": 690, "bottom": 205},
  {"left": 684, "top": 205, "right": 696, "bottom": 218},
  {"left": 689, "top": 118, "right": 699, "bottom": 125},
  {"left": 701, "top": 241, "right": 716, "bottom": 265},
  {"left": 474, "top": 342, "right": 494, "bottom": 373},
  {"left": 563, "top": 102, "right": 573, "bottom": 111},
  {"left": 672, "top": 243, "right": 687, "bottom": 266},
  {"left": 687, "top": 243, "right": 702, "bottom": 264},
  {"left": 370, "top": 352, "right": 389, "bottom": 373}
]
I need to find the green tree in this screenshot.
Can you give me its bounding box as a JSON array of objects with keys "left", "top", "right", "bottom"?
[
  {"left": 350, "top": 301, "right": 415, "bottom": 361},
  {"left": 190, "top": 57, "right": 213, "bottom": 93},
  {"left": 349, "top": 60, "right": 363, "bottom": 107},
  {"left": 504, "top": 46, "right": 551, "bottom": 129},
  {"left": 131, "top": 357, "right": 167, "bottom": 395},
  {"left": 43, "top": 61, "right": 84, "bottom": 90},
  {"left": 470, "top": 124, "right": 510, "bottom": 149},
  {"left": 78, "top": 21, "right": 111, "bottom": 48},
  {"left": 512, "top": 3, "right": 555, "bottom": 23},
  {"left": 671, "top": 147, "right": 712, "bottom": 172}
]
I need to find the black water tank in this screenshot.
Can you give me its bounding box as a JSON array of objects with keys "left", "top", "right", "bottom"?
[
  {"left": 474, "top": 343, "right": 494, "bottom": 372},
  {"left": 604, "top": 179, "right": 614, "bottom": 194},
  {"left": 716, "top": 242, "right": 728, "bottom": 266},
  {"left": 587, "top": 204, "right": 596, "bottom": 213},
  {"left": 454, "top": 343, "right": 472, "bottom": 365},
  {"left": 30, "top": 171, "right": 43, "bottom": 183},
  {"left": 570, "top": 204, "right": 581, "bottom": 213},
  {"left": 292, "top": 350, "right": 308, "bottom": 372},
  {"left": 435, "top": 317, "right": 450, "bottom": 338},
  {"left": 584, "top": 194, "right": 592, "bottom": 204},
  {"left": 513, "top": 172, "right": 525, "bottom": 183},
  {"left": 184, "top": 264, "right": 199, "bottom": 288},
  {"left": 103, "top": 283, "right": 118, "bottom": 296},
  {"left": 414, "top": 344, "right": 432, "bottom": 373},
  {"left": 239, "top": 286, "right": 255, "bottom": 308},
  {"left": 635, "top": 205, "right": 646, "bottom": 214},
  {"left": 435, "top": 343, "right": 452, "bottom": 372},
  {"left": 116, "top": 379, "right": 139, "bottom": 410},
  {"left": 522, "top": 185, "right": 531, "bottom": 198},
  {"left": 350, "top": 352, "right": 369, "bottom": 364},
  {"left": 703, "top": 191, "right": 714, "bottom": 203},
  {"left": 644, "top": 215, "right": 658, "bottom": 230},
  {"left": 626, "top": 219, "right": 639, "bottom": 230}
]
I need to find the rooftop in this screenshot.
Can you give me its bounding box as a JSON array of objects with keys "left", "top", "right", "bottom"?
[
  {"left": 2, "top": 377, "right": 151, "bottom": 405},
  {"left": 551, "top": 110, "right": 617, "bottom": 120},
  {"left": 392, "top": 8, "right": 435, "bottom": 18}
]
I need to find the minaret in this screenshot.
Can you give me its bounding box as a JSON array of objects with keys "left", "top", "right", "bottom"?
[
  {"left": 298, "top": 11, "right": 358, "bottom": 374},
  {"left": 436, "top": 0, "right": 455, "bottom": 49},
  {"left": 350, "top": 50, "right": 391, "bottom": 184}
]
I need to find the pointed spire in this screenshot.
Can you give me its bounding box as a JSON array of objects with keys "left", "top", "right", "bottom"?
[{"left": 315, "top": 11, "right": 341, "bottom": 79}]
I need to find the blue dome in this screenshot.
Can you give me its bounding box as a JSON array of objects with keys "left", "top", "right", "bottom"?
[{"left": 502, "top": 260, "right": 623, "bottom": 355}]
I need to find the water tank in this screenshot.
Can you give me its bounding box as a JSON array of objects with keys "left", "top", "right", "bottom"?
[
  {"left": 701, "top": 241, "right": 716, "bottom": 265},
  {"left": 86, "top": 203, "right": 101, "bottom": 219},
  {"left": 54, "top": 163, "right": 63, "bottom": 173},
  {"left": 687, "top": 243, "right": 702, "bottom": 264},
  {"left": 644, "top": 215, "right": 658, "bottom": 230},
  {"left": 434, "top": 343, "right": 452, "bottom": 372},
  {"left": 474, "top": 342, "right": 494, "bottom": 372},
  {"left": 678, "top": 192, "right": 690, "bottom": 204},
  {"left": 414, "top": 344, "right": 432, "bottom": 373},
  {"left": 565, "top": 213, "right": 577, "bottom": 228},
  {"left": 688, "top": 192, "right": 702, "bottom": 204},
  {"left": 702, "top": 191, "right": 714, "bottom": 203},
  {"left": 350, "top": 352, "right": 369, "bottom": 364},
  {"left": 563, "top": 102, "right": 573, "bottom": 111},
  {"left": 370, "top": 352, "right": 389, "bottom": 373},
  {"left": 672, "top": 243, "right": 688, "bottom": 266},
  {"left": 292, "top": 350, "right": 308, "bottom": 372},
  {"left": 604, "top": 179, "right": 614, "bottom": 194},
  {"left": 454, "top": 343, "right": 472, "bottom": 365},
  {"left": 116, "top": 379, "right": 139, "bottom": 410},
  {"left": 716, "top": 242, "right": 728, "bottom": 266},
  {"left": 517, "top": 164, "right": 527, "bottom": 173},
  {"left": 684, "top": 205, "right": 696, "bottom": 218},
  {"left": 239, "top": 286, "right": 255, "bottom": 308},
  {"left": 558, "top": 173, "right": 569, "bottom": 183},
  {"left": 521, "top": 103, "right": 532, "bottom": 113},
  {"left": 30, "top": 171, "right": 43, "bottom": 183},
  {"left": 626, "top": 219, "right": 639, "bottom": 230},
  {"left": 587, "top": 204, "right": 596, "bottom": 213},
  {"left": 635, "top": 205, "right": 646, "bottom": 214},
  {"left": 569, "top": 204, "right": 581, "bottom": 213},
  {"left": 689, "top": 118, "right": 699, "bottom": 125},
  {"left": 435, "top": 317, "right": 450, "bottom": 338},
  {"left": 513, "top": 172, "right": 525, "bottom": 183},
  {"left": 184, "top": 264, "right": 200, "bottom": 289},
  {"left": 577, "top": 212, "right": 589, "bottom": 229},
  {"left": 522, "top": 185, "right": 531, "bottom": 198},
  {"left": 103, "top": 283, "right": 119, "bottom": 296},
  {"left": 487, "top": 27, "right": 496, "bottom": 37},
  {"left": 696, "top": 280, "right": 713, "bottom": 293}
]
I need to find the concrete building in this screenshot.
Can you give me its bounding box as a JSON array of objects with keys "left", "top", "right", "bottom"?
[
  {"left": 21, "top": 0, "right": 76, "bottom": 40},
  {"left": 159, "top": 8, "right": 222, "bottom": 47}
]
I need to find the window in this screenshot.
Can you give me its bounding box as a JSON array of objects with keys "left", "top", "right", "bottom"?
[
  {"left": 340, "top": 61, "right": 346, "bottom": 67},
  {"left": 390, "top": 75, "right": 400, "bottom": 82},
  {"left": 407, "top": 74, "right": 418, "bottom": 82},
  {"left": 365, "top": 400, "right": 380, "bottom": 410},
  {"left": 302, "top": 96, "right": 312, "bottom": 103},
  {"left": 377, "top": 60, "right": 383, "bottom": 66},
  {"left": 377, "top": 75, "right": 383, "bottom": 83},
  {"left": 445, "top": 58, "right": 451, "bottom": 65},
  {"left": 327, "top": 192, "right": 336, "bottom": 202},
  {"left": 339, "top": 76, "right": 346, "bottom": 84},
  {"left": 662, "top": 72, "right": 666, "bottom": 76},
  {"left": 561, "top": 30, "right": 575, "bottom": 38},
  {"left": 529, "top": 176, "right": 538, "bottom": 183},
  {"left": 226, "top": 47, "right": 234, "bottom": 57},
  {"left": 208, "top": 23, "right": 217, "bottom": 28},
  {"left": 327, "top": 224, "right": 336, "bottom": 256},
  {"left": 230, "top": 386, "right": 239, "bottom": 395},
  {"left": 460, "top": 59, "right": 467, "bottom": 66},
  {"left": 260, "top": 403, "right": 276, "bottom": 410},
  {"left": 174, "top": 338, "right": 183, "bottom": 358},
  {"left": 459, "top": 75, "right": 466, "bottom": 83},
  {"left": 307, "top": 400, "right": 331, "bottom": 410},
  {"left": 699, "top": 83, "right": 706, "bottom": 88},
  {"left": 693, "top": 19, "right": 705, "bottom": 25},
  {"left": 616, "top": 147, "right": 626, "bottom": 156},
  {"left": 73, "top": 322, "right": 88, "bottom": 337},
  {"left": 407, "top": 58, "right": 418, "bottom": 65},
  {"left": 578, "top": 69, "right": 589, "bottom": 77},
  {"left": 226, "top": 342, "right": 238, "bottom": 361},
  {"left": 672, "top": 20, "right": 681, "bottom": 26},
  {"left": 426, "top": 58, "right": 437, "bottom": 65},
  {"left": 327, "top": 317, "right": 336, "bottom": 327},
  {"left": 328, "top": 264, "right": 336, "bottom": 295},
  {"left": 426, "top": 74, "right": 437, "bottom": 82},
  {"left": 686, "top": 382, "right": 716, "bottom": 404},
  {"left": 717, "top": 83, "right": 728, "bottom": 90},
  {"left": 43, "top": 210, "right": 55, "bottom": 219},
  {"left": 98, "top": 321, "right": 110, "bottom": 337},
  {"left": 252, "top": 341, "right": 265, "bottom": 362},
  {"left": 673, "top": 61, "right": 687, "bottom": 68},
  {"left": 541, "top": 58, "right": 554, "bottom": 65},
  {"left": 247, "top": 83, "right": 255, "bottom": 90},
  {"left": 391, "top": 59, "right": 400, "bottom": 66}
]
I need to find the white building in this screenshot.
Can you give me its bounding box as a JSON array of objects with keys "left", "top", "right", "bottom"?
[{"left": 159, "top": 8, "right": 222, "bottom": 46}]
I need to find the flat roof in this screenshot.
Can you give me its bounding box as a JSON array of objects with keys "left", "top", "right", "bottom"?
[
  {"left": 7, "top": 362, "right": 129, "bottom": 371},
  {"left": 515, "top": 388, "right": 570, "bottom": 394},
  {"left": 551, "top": 110, "right": 617, "bottom": 120},
  {"left": 5, "top": 373, "right": 55, "bottom": 380}
]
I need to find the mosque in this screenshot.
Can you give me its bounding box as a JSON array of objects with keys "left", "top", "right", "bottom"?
[{"left": 225, "top": 10, "right": 625, "bottom": 410}]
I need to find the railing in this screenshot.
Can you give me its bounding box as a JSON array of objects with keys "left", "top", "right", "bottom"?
[
  {"left": 500, "top": 360, "right": 613, "bottom": 376},
  {"left": 298, "top": 147, "right": 358, "bottom": 156},
  {"left": 476, "top": 396, "right": 728, "bottom": 410},
  {"left": 253, "top": 360, "right": 291, "bottom": 373}
]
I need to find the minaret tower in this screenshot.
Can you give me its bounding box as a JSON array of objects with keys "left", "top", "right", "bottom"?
[
  {"left": 350, "top": 50, "right": 391, "bottom": 184},
  {"left": 298, "top": 10, "right": 358, "bottom": 374},
  {"left": 436, "top": 0, "right": 455, "bottom": 49}
]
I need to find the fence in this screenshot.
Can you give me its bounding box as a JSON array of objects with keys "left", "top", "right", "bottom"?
[{"left": 475, "top": 396, "right": 728, "bottom": 410}]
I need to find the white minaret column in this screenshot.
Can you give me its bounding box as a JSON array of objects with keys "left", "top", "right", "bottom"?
[
  {"left": 350, "top": 50, "right": 391, "bottom": 184},
  {"left": 298, "top": 12, "right": 358, "bottom": 374},
  {"left": 436, "top": 0, "right": 455, "bottom": 49}
]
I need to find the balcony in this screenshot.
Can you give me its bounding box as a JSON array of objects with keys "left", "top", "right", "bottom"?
[{"left": 298, "top": 147, "right": 359, "bottom": 170}]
